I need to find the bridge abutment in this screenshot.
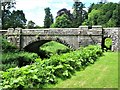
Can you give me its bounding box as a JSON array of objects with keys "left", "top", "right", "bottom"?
[{"left": 6, "top": 28, "right": 22, "bottom": 49}]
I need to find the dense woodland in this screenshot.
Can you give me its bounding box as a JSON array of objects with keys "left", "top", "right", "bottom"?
[{"left": 1, "top": 1, "right": 120, "bottom": 29}]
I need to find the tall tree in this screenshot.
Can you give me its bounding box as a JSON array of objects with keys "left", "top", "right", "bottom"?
[
  {"left": 44, "top": 7, "right": 53, "bottom": 28},
  {"left": 72, "top": 1, "right": 87, "bottom": 27},
  {"left": 2, "top": 10, "right": 11, "bottom": 29},
  {"left": 1, "top": 0, "right": 16, "bottom": 29},
  {"left": 1, "top": 0, "right": 16, "bottom": 11}
]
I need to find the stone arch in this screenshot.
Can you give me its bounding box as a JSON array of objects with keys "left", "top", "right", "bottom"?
[
  {"left": 23, "top": 38, "right": 73, "bottom": 54},
  {"left": 103, "top": 28, "right": 118, "bottom": 51}
]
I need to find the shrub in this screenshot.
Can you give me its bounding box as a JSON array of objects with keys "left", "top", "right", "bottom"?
[
  {"left": 1, "top": 52, "right": 39, "bottom": 71},
  {"left": 0, "top": 37, "right": 18, "bottom": 53},
  {"left": 0, "top": 37, "right": 39, "bottom": 71},
  {"left": 104, "top": 38, "right": 112, "bottom": 49},
  {"left": 0, "top": 45, "right": 103, "bottom": 89}
]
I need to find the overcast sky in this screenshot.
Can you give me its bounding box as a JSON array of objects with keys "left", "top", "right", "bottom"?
[{"left": 14, "top": 0, "right": 119, "bottom": 26}]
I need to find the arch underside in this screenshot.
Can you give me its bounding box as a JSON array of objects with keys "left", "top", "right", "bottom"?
[
  {"left": 23, "top": 39, "right": 73, "bottom": 53},
  {"left": 24, "top": 40, "right": 51, "bottom": 53}
]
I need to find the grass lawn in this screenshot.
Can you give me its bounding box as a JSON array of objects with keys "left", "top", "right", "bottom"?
[{"left": 47, "top": 52, "right": 118, "bottom": 88}]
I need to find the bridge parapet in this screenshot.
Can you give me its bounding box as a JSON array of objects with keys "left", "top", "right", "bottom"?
[
  {"left": 3, "top": 26, "right": 119, "bottom": 52},
  {"left": 4, "top": 26, "right": 103, "bottom": 50},
  {"left": 6, "top": 28, "right": 103, "bottom": 36},
  {"left": 0, "top": 30, "right": 8, "bottom": 35},
  {"left": 21, "top": 28, "right": 79, "bottom": 36}
]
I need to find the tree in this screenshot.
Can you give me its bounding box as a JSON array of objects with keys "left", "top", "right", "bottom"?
[
  {"left": 1, "top": 0, "right": 27, "bottom": 29},
  {"left": 106, "top": 18, "right": 116, "bottom": 27},
  {"left": 72, "top": 1, "right": 87, "bottom": 27},
  {"left": 51, "top": 14, "right": 72, "bottom": 28},
  {"left": 44, "top": 7, "right": 53, "bottom": 28},
  {"left": 88, "top": 3, "right": 94, "bottom": 13},
  {"left": 56, "top": 8, "right": 73, "bottom": 21},
  {"left": 118, "top": 3, "right": 120, "bottom": 27},
  {"left": 2, "top": 10, "right": 27, "bottom": 29},
  {"left": 83, "top": 2, "right": 119, "bottom": 27},
  {"left": 1, "top": 0, "right": 16, "bottom": 11},
  {"left": 1, "top": 0, "right": 16, "bottom": 29},
  {"left": 2, "top": 10, "right": 11, "bottom": 29},
  {"left": 27, "top": 20, "right": 35, "bottom": 29},
  {"left": 112, "top": 7, "right": 119, "bottom": 27},
  {"left": 11, "top": 10, "right": 27, "bottom": 28}
]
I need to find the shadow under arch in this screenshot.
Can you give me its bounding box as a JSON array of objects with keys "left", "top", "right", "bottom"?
[
  {"left": 23, "top": 38, "right": 73, "bottom": 54},
  {"left": 24, "top": 40, "right": 51, "bottom": 53}
]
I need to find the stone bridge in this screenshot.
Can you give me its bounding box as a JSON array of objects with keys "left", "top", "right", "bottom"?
[{"left": 0, "top": 26, "right": 119, "bottom": 53}]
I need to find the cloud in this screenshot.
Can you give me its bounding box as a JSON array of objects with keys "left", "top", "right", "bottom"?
[{"left": 15, "top": 0, "right": 49, "bottom": 10}]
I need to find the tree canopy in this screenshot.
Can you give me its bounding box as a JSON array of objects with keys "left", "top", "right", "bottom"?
[
  {"left": 52, "top": 1, "right": 87, "bottom": 28},
  {"left": 1, "top": 1, "right": 119, "bottom": 29},
  {"left": 51, "top": 14, "right": 72, "bottom": 28},
  {"left": 72, "top": 1, "right": 87, "bottom": 27},
  {"left": 56, "top": 8, "right": 73, "bottom": 21},
  {"left": 1, "top": 0, "right": 27, "bottom": 29},
  {"left": 2, "top": 10, "right": 27, "bottom": 29},
  {"left": 83, "top": 2, "right": 119, "bottom": 27}
]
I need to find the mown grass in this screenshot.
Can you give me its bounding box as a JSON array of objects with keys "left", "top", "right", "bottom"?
[{"left": 47, "top": 52, "right": 118, "bottom": 88}]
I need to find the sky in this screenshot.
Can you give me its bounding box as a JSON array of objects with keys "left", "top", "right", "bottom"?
[{"left": 13, "top": 0, "right": 119, "bottom": 26}]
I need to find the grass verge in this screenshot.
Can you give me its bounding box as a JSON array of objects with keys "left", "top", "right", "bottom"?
[{"left": 47, "top": 52, "right": 118, "bottom": 88}]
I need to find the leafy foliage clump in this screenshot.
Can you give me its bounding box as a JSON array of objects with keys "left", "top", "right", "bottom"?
[
  {"left": 1, "top": 37, "right": 17, "bottom": 53},
  {"left": 51, "top": 14, "right": 72, "bottom": 28},
  {"left": 1, "top": 52, "right": 39, "bottom": 71},
  {"left": 2, "top": 10, "right": 27, "bottom": 29},
  {"left": 1, "top": 37, "right": 39, "bottom": 71},
  {"left": 105, "top": 38, "right": 112, "bottom": 48},
  {"left": 0, "top": 45, "right": 103, "bottom": 89}
]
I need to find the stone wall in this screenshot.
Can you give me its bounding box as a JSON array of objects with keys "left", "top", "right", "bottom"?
[
  {"left": 103, "top": 28, "right": 119, "bottom": 51},
  {"left": 0, "top": 30, "right": 7, "bottom": 35},
  {"left": 4, "top": 26, "right": 119, "bottom": 52}
]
